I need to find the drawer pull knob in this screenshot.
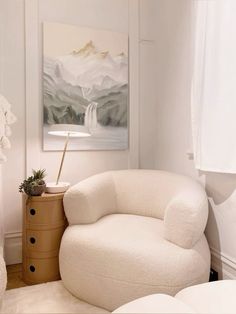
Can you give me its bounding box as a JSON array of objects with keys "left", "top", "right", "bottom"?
[
  {"left": 30, "top": 237, "right": 36, "bottom": 244},
  {"left": 30, "top": 209, "right": 36, "bottom": 215},
  {"left": 29, "top": 265, "right": 35, "bottom": 272}
]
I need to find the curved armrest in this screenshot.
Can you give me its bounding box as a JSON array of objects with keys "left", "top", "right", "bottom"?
[
  {"left": 64, "top": 172, "right": 117, "bottom": 225},
  {"left": 164, "top": 185, "right": 208, "bottom": 249}
]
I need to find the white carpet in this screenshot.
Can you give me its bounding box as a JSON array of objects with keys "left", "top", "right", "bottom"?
[{"left": 1, "top": 281, "right": 110, "bottom": 314}]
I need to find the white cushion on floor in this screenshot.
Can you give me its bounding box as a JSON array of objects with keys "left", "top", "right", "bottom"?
[
  {"left": 113, "top": 280, "right": 236, "bottom": 314},
  {"left": 113, "top": 294, "right": 194, "bottom": 313},
  {"left": 176, "top": 280, "right": 236, "bottom": 314},
  {"left": 60, "top": 214, "right": 210, "bottom": 311}
]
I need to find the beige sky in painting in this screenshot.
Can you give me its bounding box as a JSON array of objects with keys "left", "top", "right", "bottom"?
[{"left": 43, "top": 22, "right": 128, "bottom": 58}]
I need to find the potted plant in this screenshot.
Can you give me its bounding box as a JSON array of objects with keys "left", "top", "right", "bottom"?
[{"left": 19, "top": 169, "right": 46, "bottom": 196}]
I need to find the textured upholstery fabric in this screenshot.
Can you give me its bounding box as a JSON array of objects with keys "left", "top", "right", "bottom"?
[
  {"left": 64, "top": 170, "right": 208, "bottom": 249},
  {"left": 60, "top": 214, "right": 210, "bottom": 311},
  {"left": 64, "top": 172, "right": 117, "bottom": 225},
  {"left": 113, "top": 280, "right": 236, "bottom": 314},
  {"left": 164, "top": 186, "right": 208, "bottom": 248},
  {"left": 60, "top": 170, "right": 210, "bottom": 311}
]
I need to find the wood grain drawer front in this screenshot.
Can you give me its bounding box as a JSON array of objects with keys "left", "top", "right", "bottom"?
[
  {"left": 26, "top": 200, "right": 65, "bottom": 225},
  {"left": 23, "top": 256, "right": 60, "bottom": 284},
  {"left": 26, "top": 227, "right": 65, "bottom": 253}
]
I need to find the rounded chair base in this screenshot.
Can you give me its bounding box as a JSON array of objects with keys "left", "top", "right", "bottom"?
[{"left": 60, "top": 214, "right": 210, "bottom": 311}]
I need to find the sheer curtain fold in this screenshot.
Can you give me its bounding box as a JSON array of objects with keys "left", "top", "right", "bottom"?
[{"left": 192, "top": 0, "right": 236, "bottom": 173}]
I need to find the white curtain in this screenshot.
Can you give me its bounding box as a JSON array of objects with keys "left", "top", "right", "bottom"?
[{"left": 192, "top": 0, "right": 236, "bottom": 173}]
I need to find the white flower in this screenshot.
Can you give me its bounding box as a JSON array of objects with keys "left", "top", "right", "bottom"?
[{"left": 0, "top": 94, "right": 17, "bottom": 163}]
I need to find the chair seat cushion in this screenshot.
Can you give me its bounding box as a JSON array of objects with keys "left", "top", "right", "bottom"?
[{"left": 60, "top": 214, "right": 210, "bottom": 311}]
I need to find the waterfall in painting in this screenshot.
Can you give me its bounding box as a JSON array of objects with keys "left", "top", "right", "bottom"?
[{"left": 85, "top": 102, "right": 98, "bottom": 131}]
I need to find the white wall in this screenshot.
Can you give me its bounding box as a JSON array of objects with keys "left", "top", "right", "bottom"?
[
  {"left": 0, "top": 0, "right": 152, "bottom": 264},
  {"left": 3, "top": 0, "right": 233, "bottom": 277},
  {"left": 25, "top": 0, "right": 136, "bottom": 183},
  {"left": 0, "top": 0, "right": 25, "bottom": 263},
  {"left": 153, "top": 0, "right": 236, "bottom": 279},
  {"left": 139, "top": 0, "right": 158, "bottom": 169}
]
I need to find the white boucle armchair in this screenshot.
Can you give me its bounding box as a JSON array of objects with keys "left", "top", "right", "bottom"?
[{"left": 60, "top": 170, "right": 210, "bottom": 311}]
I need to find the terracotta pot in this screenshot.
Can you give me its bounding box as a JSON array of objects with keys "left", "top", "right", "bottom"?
[{"left": 30, "top": 184, "right": 46, "bottom": 196}]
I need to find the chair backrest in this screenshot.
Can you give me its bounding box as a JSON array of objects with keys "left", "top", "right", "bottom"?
[
  {"left": 64, "top": 169, "right": 206, "bottom": 226},
  {"left": 111, "top": 169, "right": 201, "bottom": 220}
]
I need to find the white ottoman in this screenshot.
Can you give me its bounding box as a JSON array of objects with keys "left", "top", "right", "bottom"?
[
  {"left": 113, "top": 294, "right": 194, "bottom": 313},
  {"left": 113, "top": 280, "right": 236, "bottom": 314}
]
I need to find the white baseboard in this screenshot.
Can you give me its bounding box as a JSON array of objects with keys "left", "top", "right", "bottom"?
[
  {"left": 4, "top": 232, "right": 22, "bottom": 265},
  {"left": 210, "top": 247, "right": 236, "bottom": 279}
]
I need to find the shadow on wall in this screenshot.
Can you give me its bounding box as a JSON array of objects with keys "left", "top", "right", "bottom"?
[
  {"left": 201, "top": 171, "right": 236, "bottom": 279},
  {"left": 202, "top": 171, "right": 236, "bottom": 205}
]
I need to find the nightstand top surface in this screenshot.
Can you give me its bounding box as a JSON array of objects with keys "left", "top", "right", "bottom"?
[{"left": 22, "top": 192, "right": 64, "bottom": 202}]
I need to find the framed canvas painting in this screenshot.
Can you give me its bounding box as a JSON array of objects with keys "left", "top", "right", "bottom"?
[{"left": 43, "top": 22, "right": 129, "bottom": 151}]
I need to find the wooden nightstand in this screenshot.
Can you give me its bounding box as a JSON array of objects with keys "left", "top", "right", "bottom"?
[{"left": 22, "top": 193, "right": 67, "bottom": 285}]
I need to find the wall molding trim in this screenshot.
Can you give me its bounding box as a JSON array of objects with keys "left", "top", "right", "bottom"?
[
  {"left": 4, "top": 232, "right": 22, "bottom": 265},
  {"left": 210, "top": 247, "right": 236, "bottom": 279},
  {"left": 128, "top": 0, "right": 140, "bottom": 168},
  {"left": 25, "top": 0, "right": 41, "bottom": 175}
]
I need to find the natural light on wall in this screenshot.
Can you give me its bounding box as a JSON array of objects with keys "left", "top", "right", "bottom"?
[{"left": 192, "top": 0, "right": 236, "bottom": 173}]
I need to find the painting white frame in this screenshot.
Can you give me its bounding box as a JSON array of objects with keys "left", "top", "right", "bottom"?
[{"left": 43, "top": 22, "right": 129, "bottom": 151}]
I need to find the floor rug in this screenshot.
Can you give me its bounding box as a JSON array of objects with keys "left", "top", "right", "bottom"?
[{"left": 1, "top": 280, "right": 110, "bottom": 314}]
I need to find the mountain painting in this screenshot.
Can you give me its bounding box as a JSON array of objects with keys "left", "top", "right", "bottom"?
[{"left": 43, "top": 22, "right": 128, "bottom": 150}]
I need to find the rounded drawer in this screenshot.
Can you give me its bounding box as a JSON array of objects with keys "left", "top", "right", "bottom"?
[
  {"left": 25, "top": 226, "right": 65, "bottom": 253},
  {"left": 23, "top": 256, "right": 60, "bottom": 284},
  {"left": 26, "top": 200, "right": 65, "bottom": 225}
]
